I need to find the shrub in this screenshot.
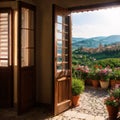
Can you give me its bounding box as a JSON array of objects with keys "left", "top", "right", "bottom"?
[{"left": 72, "top": 78, "right": 85, "bottom": 96}]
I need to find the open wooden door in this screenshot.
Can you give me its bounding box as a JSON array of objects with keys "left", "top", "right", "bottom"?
[
  {"left": 17, "top": 1, "right": 36, "bottom": 115},
  {"left": 0, "top": 9, "right": 13, "bottom": 108},
  {"left": 53, "top": 5, "right": 72, "bottom": 115}
]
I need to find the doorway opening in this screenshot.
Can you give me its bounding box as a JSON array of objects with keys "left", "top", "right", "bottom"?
[{"left": 71, "top": 6, "right": 120, "bottom": 118}]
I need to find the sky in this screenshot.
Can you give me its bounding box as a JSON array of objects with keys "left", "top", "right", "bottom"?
[{"left": 71, "top": 7, "right": 120, "bottom": 38}]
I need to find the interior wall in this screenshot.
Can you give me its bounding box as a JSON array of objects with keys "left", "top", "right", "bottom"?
[{"left": 35, "top": 1, "right": 53, "bottom": 104}]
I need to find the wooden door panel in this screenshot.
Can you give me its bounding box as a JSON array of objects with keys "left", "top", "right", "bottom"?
[
  {"left": 17, "top": 1, "right": 36, "bottom": 115},
  {"left": 19, "top": 67, "right": 35, "bottom": 113},
  {"left": 21, "top": 67, "right": 35, "bottom": 104},
  {"left": 53, "top": 5, "right": 72, "bottom": 115},
  {"left": 0, "top": 67, "right": 13, "bottom": 107},
  {"left": 57, "top": 77, "right": 70, "bottom": 103}
]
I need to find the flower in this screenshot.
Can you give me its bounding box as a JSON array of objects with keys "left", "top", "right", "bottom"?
[
  {"left": 104, "top": 96, "right": 120, "bottom": 107},
  {"left": 98, "top": 66, "right": 112, "bottom": 81},
  {"left": 88, "top": 65, "right": 101, "bottom": 80},
  {"left": 104, "top": 87, "right": 120, "bottom": 107},
  {"left": 75, "top": 65, "right": 90, "bottom": 80}
]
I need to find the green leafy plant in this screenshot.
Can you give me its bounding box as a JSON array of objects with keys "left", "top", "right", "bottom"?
[
  {"left": 113, "top": 70, "right": 120, "bottom": 80},
  {"left": 72, "top": 78, "right": 85, "bottom": 96},
  {"left": 104, "top": 87, "right": 120, "bottom": 107}
]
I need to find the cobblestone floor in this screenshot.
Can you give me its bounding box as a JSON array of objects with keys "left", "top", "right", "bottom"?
[
  {"left": 0, "top": 86, "right": 111, "bottom": 120},
  {"left": 50, "top": 86, "right": 109, "bottom": 120}
]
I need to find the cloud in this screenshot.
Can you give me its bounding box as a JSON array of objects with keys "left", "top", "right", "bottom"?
[{"left": 72, "top": 7, "right": 120, "bottom": 38}]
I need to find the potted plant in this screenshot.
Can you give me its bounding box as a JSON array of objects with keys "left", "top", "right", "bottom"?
[
  {"left": 109, "top": 71, "right": 116, "bottom": 88},
  {"left": 72, "top": 78, "right": 85, "bottom": 107},
  {"left": 99, "top": 67, "right": 112, "bottom": 89},
  {"left": 110, "top": 70, "right": 120, "bottom": 88},
  {"left": 104, "top": 87, "right": 120, "bottom": 120},
  {"left": 89, "top": 69, "right": 100, "bottom": 88}
]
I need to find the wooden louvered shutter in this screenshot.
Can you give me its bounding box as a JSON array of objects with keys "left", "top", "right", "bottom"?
[{"left": 0, "top": 12, "right": 9, "bottom": 66}]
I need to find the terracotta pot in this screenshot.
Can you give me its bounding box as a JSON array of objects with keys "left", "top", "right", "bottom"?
[
  {"left": 100, "top": 80, "right": 109, "bottom": 89},
  {"left": 110, "top": 80, "right": 120, "bottom": 88},
  {"left": 91, "top": 80, "right": 99, "bottom": 88},
  {"left": 110, "top": 80, "right": 116, "bottom": 88},
  {"left": 106, "top": 105, "right": 119, "bottom": 120},
  {"left": 72, "top": 95, "right": 80, "bottom": 107}
]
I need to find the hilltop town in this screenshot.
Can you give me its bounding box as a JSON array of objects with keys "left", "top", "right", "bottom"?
[{"left": 81, "top": 42, "right": 120, "bottom": 53}]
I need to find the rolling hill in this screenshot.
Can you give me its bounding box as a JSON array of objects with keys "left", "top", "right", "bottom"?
[{"left": 72, "top": 35, "right": 120, "bottom": 50}]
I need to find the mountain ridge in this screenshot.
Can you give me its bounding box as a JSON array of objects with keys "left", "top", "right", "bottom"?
[{"left": 72, "top": 35, "right": 120, "bottom": 50}]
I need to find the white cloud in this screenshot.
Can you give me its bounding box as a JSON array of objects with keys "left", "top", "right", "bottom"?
[{"left": 72, "top": 7, "right": 120, "bottom": 38}]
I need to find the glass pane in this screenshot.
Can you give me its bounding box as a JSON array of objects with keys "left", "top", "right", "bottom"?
[
  {"left": 57, "top": 24, "right": 62, "bottom": 33},
  {"left": 57, "top": 64, "right": 62, "bottom": 71},
  {"left": 57, "top": 41, "right": 62, "bottom": 47},
  {"left": 21, "top": 8, "right": 29, "bottom": 28},
  {"left": 28, "top": 10, "right": 34, "bottom": 29},
  {"left": 21, "top": 24, "right": 34, "bottom": 66},
  {"left": 21, "top": 29, "right": 34, "bottom": 67},
  {"left": 57, "top": 56, "right": 62, "bottom": 62},
  {"left": 56, "top": 15, "right": 69, "bottom": 72},
  {"left": 28, "top": 31, "right": 34, "bottom": 47},
  {"left": 57, "top": 16, "right": 62, "bottom": 23},
  {"left": 57, "top": 48, "right": 62, "bottom": 55},
  {"left": 21, "top": 48, "right": 28, "bottom": 66},
  {"left": 21, "top": 29, "right": 28, "bottom": 48},
  {"left": 57, "top": 32, "right": 62, "bottom": 39},
  {"left": 21, "top": 30, "right": 34, "bottom": 48}
]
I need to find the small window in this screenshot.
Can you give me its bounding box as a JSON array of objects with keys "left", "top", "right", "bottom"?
[{"left": 21, "top": 8, "right": 35, "bottom": 67}]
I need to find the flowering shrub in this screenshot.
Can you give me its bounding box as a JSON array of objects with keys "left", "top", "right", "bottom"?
[
  {"left": 75, "top": 65, "right": 90, "bottom": 80},
  {"left": 98, "top": 66, "right": 112, "bottom": 81},
  {"left": 104, "top": 87, "right": 120, "bottom": 107},
  {"left": 88, "top": 65, "right": 101, "bottom": 80}
]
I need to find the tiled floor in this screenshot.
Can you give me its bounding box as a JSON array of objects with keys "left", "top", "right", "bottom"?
[{"left": 0, "top": 86, "right": 117, "bottom": 120}]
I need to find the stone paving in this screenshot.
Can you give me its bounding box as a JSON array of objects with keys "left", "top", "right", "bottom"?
[
  {"left": 0, "top": 86, "right": 111, "bottom": 120},
  {"left": 50, "top": 86, "right": 109, "bottom": 120}
]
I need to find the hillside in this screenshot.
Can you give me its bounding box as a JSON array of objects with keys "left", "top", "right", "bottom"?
[{"left": 72, "top": 35, "right": 120, "bottom": 50}]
